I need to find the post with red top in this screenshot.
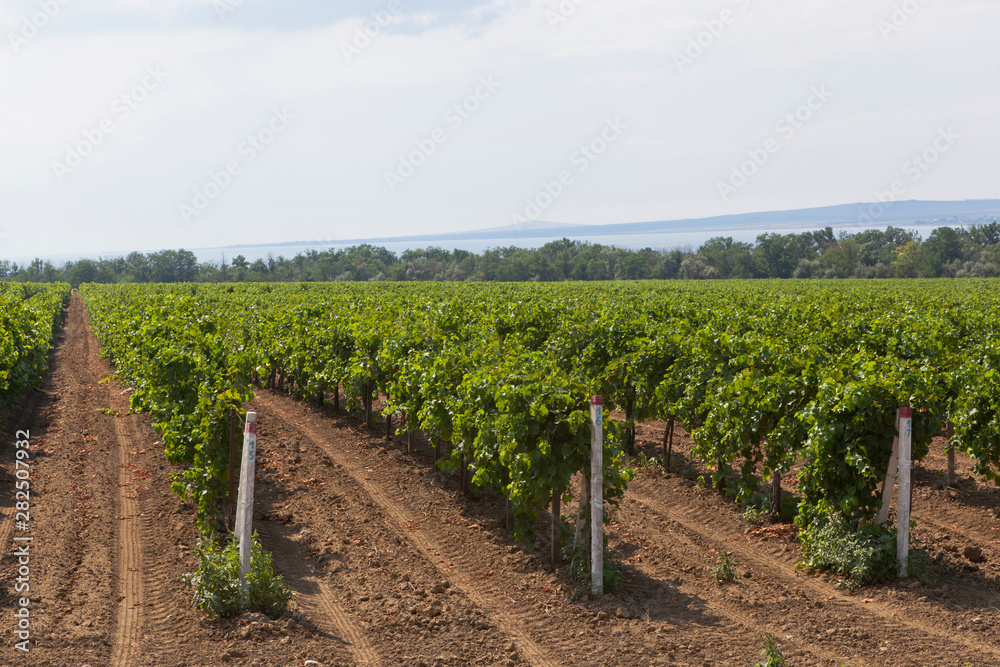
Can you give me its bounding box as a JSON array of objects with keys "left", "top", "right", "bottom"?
[
  {"left": 234, "top": 412, "right": 258, "bottom": 597},
  {"left": 897, "top": 407, "right": 913, "bottom": 577},
  {"left": 590, "top": 396, "right": 604, "bottom": 595}
]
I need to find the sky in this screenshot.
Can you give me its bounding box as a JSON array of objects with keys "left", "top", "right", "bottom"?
[{"left": 0, "top": 0, "right": 997, "bottom": 259}]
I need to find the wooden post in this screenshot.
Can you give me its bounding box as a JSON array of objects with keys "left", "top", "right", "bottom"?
[
  {"left": 227, "top": 409, "right": 236, "bottom": 532},
  {"left": 385, "top": 391, "right": 392, "bottom": 441},
  {"left": 876, "top": 433, "right": 900, "bottom": 526},
  {"left": 625, "top": 395, "right": 635, "bottom": 457},
  {"left": 576, "top": 466, "right": 591, "bottom": 574},
  {"left": 770, "top": 471, "right": 781, "bottom": 523},
  {"left": 234, "top": 412, "right": 258, "bottom": 600},
  {"left": 333, "top": 382, "right": 340, "bottom": 414},
  {"left": 663, "top": 419, "right": 675, "bottom": 472},
  {"left": 947, "top": 446, "right": 956, "bottom": 487},
  {"left": 364, "top": 378, "right": 372, "bottom": 429},
  {"left": 504, "top": 468, "right": 514, "bottom": 531},
  {"left": 590, "top": 396, "right": 604, "bottom": 595},
  {"left": 945, "top": 420, "right": 956, "bottom": 487},
  {"left": 550, "top": 488, "right": 561, "bottom": 569},
  {"left": 459, "top": 455, "right": 467, "bottom": 497},
  {"left": 898, "top": 407, "right": 913, "bottom": 577},
  {"left": 505, "top": 492, "right": 514, "bottom": 531}
]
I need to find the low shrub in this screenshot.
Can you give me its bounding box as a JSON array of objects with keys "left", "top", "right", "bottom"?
[
  {"left": 798, "top": 512, "right": 930, "bottom": 590},
  {"left": 182, "top": 532, "right": 293, "bottom": 619}
]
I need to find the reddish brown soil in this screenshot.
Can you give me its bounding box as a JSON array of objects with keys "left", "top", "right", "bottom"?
[
  {"left": 2, "top": 295, "right": 999, "bottom": 666},
  {"left": 0, "top": 297, "right": 320, "bottom": 667}
]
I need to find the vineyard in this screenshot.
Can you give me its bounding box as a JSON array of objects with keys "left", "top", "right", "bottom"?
[
  {"left": 3, "top": 280, "right": 1000, "bottom": 665},
  {"left": 80, "top": 281, "right": 1000, "bottom": 542},
  {"left": 0, "top": 283, "right": 69, "bottom": 393}
]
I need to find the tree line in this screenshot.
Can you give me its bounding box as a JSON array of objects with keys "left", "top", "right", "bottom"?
[{"left": 3, "top": 222, "right": 999, "bottom": 286}]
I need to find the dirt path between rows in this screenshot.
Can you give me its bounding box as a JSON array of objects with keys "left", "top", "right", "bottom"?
[
  {"left": 253, "top": 391, "right": 565, "bottom": 667},
  {"left": 0, "top": 296, "right": 326, "bottom": 666}
]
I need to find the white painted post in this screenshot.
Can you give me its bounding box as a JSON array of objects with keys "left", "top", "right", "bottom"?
[
  {"left": 590, "top": 396, "right": 604, "bottom": 595},
  {"left": 875, "top": 432, "right": 900, "bottom": 526},
  {"left": 234, "top": 412, "right": 258, "bottom": 597},
  {"left": 897, "top": 407, "right": 913, "bottom": 577},
  {"left": 577, "top": 471, "right": 591, "bottom": 574}
]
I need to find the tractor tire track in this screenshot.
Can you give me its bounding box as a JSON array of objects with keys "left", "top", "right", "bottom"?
[
  {"left": 253, "top": 390, "right": 564, "bottom": 667},
  {"left": 257, "top": 527, "right": 381, "bottom": 666},
  {"left": 628, "top": 481, "right": 1000, "bottom": 666},
  {"left": 109, "top": 412, "right": 145, "bottom": 667}
]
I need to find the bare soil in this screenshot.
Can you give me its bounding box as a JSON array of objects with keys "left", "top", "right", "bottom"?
[{"left": 2, "top": 295, "right": 999, "bottom": 666}]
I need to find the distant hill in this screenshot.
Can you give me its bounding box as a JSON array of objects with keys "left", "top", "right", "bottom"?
[
  {"left": 8, "top": 199, "right": 999, "bottom": 266},
  {"left": 253, "top": 199, "right": 1000, "bottom": 251}
]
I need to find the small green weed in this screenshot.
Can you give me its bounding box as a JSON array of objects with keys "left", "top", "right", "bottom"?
[
  {"left": 711, "top": 550, "right": 737, "bottom": 584},
  {"left": 754, "top": 634, "right": 785, "bottom": 667},
  {"left": 182, "top": 532, "right": 293, "bottom": 619},
  {"left": 565, "top": 533, "right": 623, "bottom": 593},
  {"left": 633, "top": 451, "right": 660, "bottom": 471},
  {"left": 742, "top": 503, "right": 770, "bottom": 527}
]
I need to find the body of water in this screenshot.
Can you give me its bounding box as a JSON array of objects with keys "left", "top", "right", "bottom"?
[{"left": 191, "top": 224, "right": 946, "bottom": 264}]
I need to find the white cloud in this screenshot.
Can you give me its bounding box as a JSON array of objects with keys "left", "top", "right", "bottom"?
[{"left": 0, "top": 0, "right": 997, "bottom": 258}]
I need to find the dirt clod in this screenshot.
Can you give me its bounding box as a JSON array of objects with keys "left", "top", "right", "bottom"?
[{"left": 964, "top": 545, "right": 986, "bottom": 563}]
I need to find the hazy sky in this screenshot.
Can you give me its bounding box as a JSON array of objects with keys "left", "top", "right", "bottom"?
[{"left": 1, "top": 0, "right": 997, "bottom": 258}]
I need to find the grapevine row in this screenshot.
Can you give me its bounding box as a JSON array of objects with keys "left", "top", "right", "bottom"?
[
  {"left": 81, "top": 281, "right": 1000, "bottom": 560},
  {"left": 0, "top": 283, "right": 70, "bottom": 394}
]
